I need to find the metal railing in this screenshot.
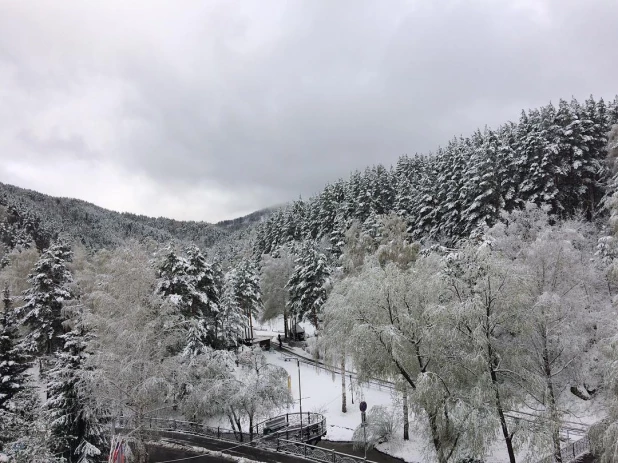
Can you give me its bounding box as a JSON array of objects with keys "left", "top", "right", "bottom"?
[
  {"left": 536, "top": 435, "right": 590, "bottom": 463},
  {"left": 116, "top": 416, "right": 254, "bottom": 443},
  {"left": 251, "top": 412, "right": 326, "bottom": 442},
  {"left": 115, "top": 414, "right": 374, "bottom": 463},
  {"left": 276, "top": 439, "right": 369, "bottom": 463}
]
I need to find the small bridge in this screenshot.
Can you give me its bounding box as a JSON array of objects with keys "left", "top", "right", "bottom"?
[
  {"left": 116, "top": 413, "right": 375, "bottom": 463},
  {"left": 252, "top": 412, "right": 327, "bottom": 444}
]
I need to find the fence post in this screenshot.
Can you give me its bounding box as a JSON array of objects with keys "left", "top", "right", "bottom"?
[
  {"left": 332, "top": 449, "right": 336, "bottom": 463},
  {"left": 277, "top": 438, "right": 280, "bottom": 452},
  {"left": 217, "top": 426, "right": 220, "bottom": 438}
]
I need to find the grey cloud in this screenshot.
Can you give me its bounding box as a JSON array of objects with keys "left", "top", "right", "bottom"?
[
  {"left": 16, "top": 129, "right": 99, "bottom": 161},
  {"left": 1, "top": 0, "right": 617, "bottom": 221}
]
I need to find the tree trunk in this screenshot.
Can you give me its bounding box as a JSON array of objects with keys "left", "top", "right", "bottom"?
[
  {"left": 248, "top": 307, "right": 254, "bottom": 339},
  {"left": 228, "top": 409, "right": 244, "bottom": 441},
  {"left": 134, "top": 409, "right": 149, "bottom": 463},
  {"left": 485, "top": 310, "right": 516, "bottom": 463},
  {"left": 427, "top": 409, "right": 448, "bottom": 463},
  {"left": 134, "top": 439, "right": 148, "bottom": 463},
  {"left": 491, "top": 367, "right": 516, "bottom": 463},
  {"left": 403, "top": 388, "right": 409, "bottom": 441},
  {"left": 341, "top": 355, "right": 347, "bottom": 413},
  {"left": 284, "top": 309, "right": 289, "bottom": 340},
  {"left": 543, "top": 340, "right": 562, "bottom": 463},
  {"left": 227, "top": 413, "right": 238, "bottom": 435},
  {"left": 312, "top": 307, "right": 318, "bottom": 332}
]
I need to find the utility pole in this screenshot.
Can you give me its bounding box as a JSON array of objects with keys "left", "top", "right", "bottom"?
[{"left": 284, "top": 357, "right": 303, "bottom": 439}]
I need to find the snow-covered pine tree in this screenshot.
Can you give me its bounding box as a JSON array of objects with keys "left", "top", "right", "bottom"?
[
  {"left": 218, "top": 268, "right": 246, "bottom": 345},
  {"left": 345, "top": 170, "right": 363, "bottom": 220},
  {"left": 411, "top": 155, "right": 440, "bottom": 240},
  {"left": 496, "top": 122, "right": 522, "bottom": 212},
  {"left": 283, "top": 200, "right": 305, "bottom": 243},
  {"left": 354, "top": 168, "right": 374, "bottom": 224},
  {"left": 369, "top": 165, "right": 395, "bottom": 216},
  {"left": 286, "top": 243, "right": 331, "bottom": 330},
  {"left": 302, "top": 198, "right": 321, "bottom": 241},
  {"left": 578, "top": 96, "right": 609, "bottom": 217},
  {"left": 17, "top": 241, "right": 74, "bottom": 357},
  {"left": 157, "top": 246, "right": 220, "bottom": 352},
  {"left": 157, "top": 249, "right": 189, "bottom": 308},
  {"left": 0, "top": 204, "right": 52, "bottom": 253},
  {"left": 0, "top": 286, "right": 30, "bottom": 415},
  {"left": 517, "top": 106, "right": 559, "bottom": 212},
  {"left": 461, "top": 129, "right": 503, "bottom": 237},
  {"left": 436, "top": 137, "right": 470, "bottom": 240},
  {"left": 329, "top": 205, "right": 349, "bottom": 259},
  {"left": 317, "top": 184, "right": 338, "bottom": 240},
  {"left": 217, "top": 260, "right": 261, "bottom": 343},
  {"left": 186, "top": 245, "right": 219, "bottom": 319},
  {"left": 45, "top": 323, "right": 105, "bottom": 463},
  {"left": 393, "top": 173, "right": 413, "bottom": 219},
  {"left": 0, "top": 282, "right": 34, "bottom": 453},
  {"left": 233, "top": 259, "right": 262, "bottom": 339}
]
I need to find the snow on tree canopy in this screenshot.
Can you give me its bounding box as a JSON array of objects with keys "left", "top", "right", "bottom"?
[{"left": 16, "top": 241, "right": 74, "bottom": 356}]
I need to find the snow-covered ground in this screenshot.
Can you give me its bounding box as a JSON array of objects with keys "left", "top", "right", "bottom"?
[
  {"left": 256, "top": 319, "right": 603, "bottom": 463},
  {"left": 266, "top": 349, "right": 392, "bottom": 440}
]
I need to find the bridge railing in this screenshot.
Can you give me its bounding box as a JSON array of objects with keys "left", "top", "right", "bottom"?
[
  {"left": 276, "top": 439, "right": 370, "bottom": 463},
  {"left": 116, "top": 413, "right": 326, "bottom": 444},
  {"left": 535, "top": 435, "right": 590, "bottom": 463},
  {"left": 252, "top": 412, "right": 326, "bottom": 441},
  {"left": 116, "top": 414, "right": 374, "bottom": 463},
  {"left": 115, "top": 416, "right": 254, "bottom": 443}
]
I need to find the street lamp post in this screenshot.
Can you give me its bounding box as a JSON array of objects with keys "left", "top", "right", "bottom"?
[
  {"left": 360, "top": 401, "right": 367, "bottom": 461},
  {"left": 284, "top": 357, "right": 303, "bottom": 440}
]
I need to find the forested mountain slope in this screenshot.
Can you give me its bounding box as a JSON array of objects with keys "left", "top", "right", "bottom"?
[
  {"left": 0, "top": 182, "right": 270, "bottom": 252},
  {"left": 255, "top": 96, "right": 618, "bottom": 254}
]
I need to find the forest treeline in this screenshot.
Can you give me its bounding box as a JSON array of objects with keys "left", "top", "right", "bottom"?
[{"left": 254, "top": 96, "right": 618, "bottom": 255}]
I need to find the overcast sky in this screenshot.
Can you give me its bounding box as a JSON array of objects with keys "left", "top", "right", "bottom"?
[{"left": 1, "top": 0, "right": 617, "bottom": 222}]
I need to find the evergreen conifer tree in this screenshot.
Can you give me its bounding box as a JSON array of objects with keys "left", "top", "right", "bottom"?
[
  {"left": 45, "top": 322, "right": 105, "bottom": 463},
  {"left": 287, "top": 244, "right": 332, "bottom": 330},
  {"left": 158, "top": 246, "right": 220, "bottom": 351},
  {"left": 17, "top": 241, "right": 74, "bottom": 356},
  {"left": 0, "top": 286, "right": 30, "bottom": 414}
]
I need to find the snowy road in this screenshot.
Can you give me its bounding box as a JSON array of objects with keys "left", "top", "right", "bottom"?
[{"left": 149, "top": 431, "right": 318, "bottom": 463}]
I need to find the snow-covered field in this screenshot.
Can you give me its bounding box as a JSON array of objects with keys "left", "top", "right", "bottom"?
[{"left": 256, "top": 321, "right": 602, "bottom": 463}]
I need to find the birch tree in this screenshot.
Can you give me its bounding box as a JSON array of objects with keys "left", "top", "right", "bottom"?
[
  {"left": 324, "top": 255, "right": 492, "bottom": 462},
  {"left": 443, "top": 244, "right": 529, "bottom": 463},
  {"left": 78, "top": 242, "right": 183, "bottom": 462},
  {"left": 488, "top": 205, "right": 607, "bottom": 462}
]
